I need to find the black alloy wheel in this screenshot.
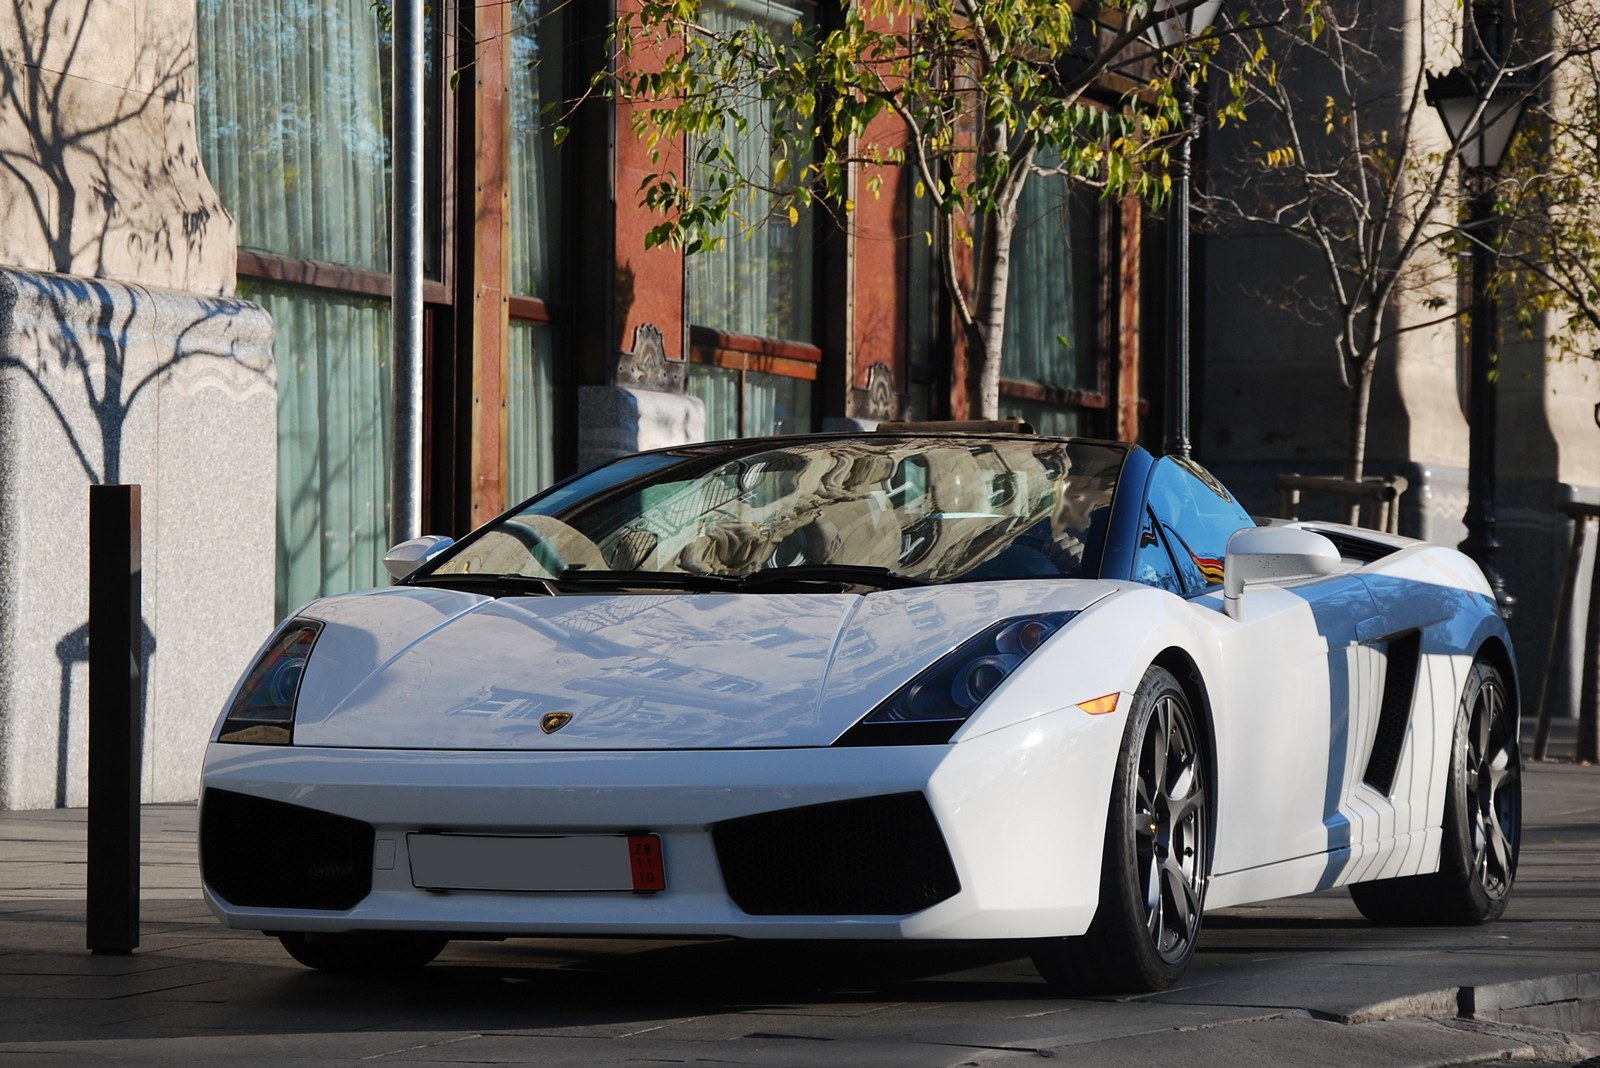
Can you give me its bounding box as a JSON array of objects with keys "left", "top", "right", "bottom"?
[{"left": 1034, "top": 664, "right": 1210, "bottom": 993}]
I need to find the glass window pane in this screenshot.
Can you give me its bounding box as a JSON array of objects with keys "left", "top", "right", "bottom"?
[
  {"left": 1004, "top": 174, "right": 1097, "bottom": 388},
  {"left": 240, "top": 281, "right": 393, "bottom": 618},
  {"left": 686, "top": 1, "right": 814, "bottom": 342},
  {"left": 1133, "top": 508, "right": 1185, "bottom": 594},
  {"left": 688, "top": 363, "right": 741, "bottom": 440},
  {"left": 1001, "top": 397, "right": 1085, "bottom": 437},
  {"left": 197, "top": 0, "right": 391, "bottom": 272},
  {"left": 509, "top": 4, "right": 563, "bottom": 300},
  {"left": 1145, "top": 457, "right": 1254, "bottom": 592},
  {"left": 744, "top": 370, "right": 812, "bottom": 436},
  {"left": 1002, "top": 168, "right": 1099, "bottom": 431},
  {"left": 507, "top": 321, "right": 557, "bottom": 504}
]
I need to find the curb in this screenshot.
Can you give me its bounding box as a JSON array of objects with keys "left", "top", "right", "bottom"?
[{"left": 1328, "top": 971, "right": 1600, "bottom": 1032}]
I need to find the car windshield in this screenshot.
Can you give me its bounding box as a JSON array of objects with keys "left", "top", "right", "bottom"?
[{"left": 423, "top": 436, "right": 1125, "bottom": 588}]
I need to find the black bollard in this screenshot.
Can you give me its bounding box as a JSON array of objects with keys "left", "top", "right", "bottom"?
[
  {"left": 87, "top": 484, "right": 141, "bottom": 954},
  {"left": 1582, "top": 529, "right": 1600, "bottom": 765}
]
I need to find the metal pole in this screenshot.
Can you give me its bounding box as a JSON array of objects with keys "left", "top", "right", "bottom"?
[
  {"left": 1163, "top": 73, "right": 1194, "bottom": 459},
  {"left": 87, "top": 484, "right": 141, "bottom": 954},
  {"left": 391, "top": 0, "right": 426, "bottom": 546},
  {"left": 1458, "top": 182, "right": 1513, "bottom": 616}
]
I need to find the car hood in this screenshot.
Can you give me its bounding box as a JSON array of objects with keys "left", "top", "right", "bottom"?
[{"left": 286, "top": 582, "right": 1115, "bottom": 750}]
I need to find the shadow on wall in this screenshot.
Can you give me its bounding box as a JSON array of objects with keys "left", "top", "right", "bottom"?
[
  {"left": 52, "top": 619, "right": 155, "bottom": 809},
  {"left": 0, "top": 270, "right": 272, "bottom": 807},
  {"left": 0, "top": 0, "right": 221, "bottom": 283}
]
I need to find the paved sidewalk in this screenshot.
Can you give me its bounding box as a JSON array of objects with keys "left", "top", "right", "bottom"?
[{"left": 0, "top": 722, "right": 1596, "bottom": 1067}]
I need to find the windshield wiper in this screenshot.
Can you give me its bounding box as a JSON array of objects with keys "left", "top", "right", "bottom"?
[
  {"left": 545, "top": 569, "right": 743, "bottom": 593},
  {"left": 732, "top": 564, "right": 923, "bottom": 592},
  {"left": 415, "top": 566, "right": 920, "bottom": 597},
  {"left": 407, "top": 573, "right": 557, "bottom": 596}
]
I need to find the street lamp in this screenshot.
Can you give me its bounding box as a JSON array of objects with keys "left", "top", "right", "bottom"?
[
  {"left": 1144, "top": 0, "right": 1221, "bottom": 459},
  {"left": 1425, "top": 0, "right": 1532, "bottom": 617}
]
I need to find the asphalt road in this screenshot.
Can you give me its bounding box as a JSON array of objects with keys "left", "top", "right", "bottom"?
[{"left": 1, "top": 726, "right": 1597, "bottom": 1067}]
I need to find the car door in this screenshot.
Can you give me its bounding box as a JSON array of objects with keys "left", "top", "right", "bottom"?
[{"left": 1134, "top": 458, "right": 1380, "bottom": 882}]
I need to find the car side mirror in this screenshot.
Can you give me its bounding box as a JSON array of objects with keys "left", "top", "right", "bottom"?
[
  {"left": 1223, "top": 527, "right": 1341, "bottom": 620},
  {"left": 383, "top": 534, "right": 455, "bottom": 581}
]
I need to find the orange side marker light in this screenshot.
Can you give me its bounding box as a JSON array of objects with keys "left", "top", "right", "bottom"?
[{"left": 1077, "top": 693, "right": 1120, "bottom": 716}]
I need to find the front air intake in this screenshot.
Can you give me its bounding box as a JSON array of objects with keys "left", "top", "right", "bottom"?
[
  {"left": 712, "top": 792, "right": 960, "bottom": 916},
  {"left": 200, "top": 789, "right": 374, "bottom": 911}
]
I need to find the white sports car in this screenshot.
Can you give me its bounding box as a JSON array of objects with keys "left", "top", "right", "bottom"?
[{"left": 200, "top": 428, "right": 1521, "bottom": 992}]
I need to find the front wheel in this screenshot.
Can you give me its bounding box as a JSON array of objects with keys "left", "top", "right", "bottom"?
[
  {"left": 277, "top": 931, "right": 448, "bottom": 973},
  {"left": 1033, "top": 665, "right": 1209, "bottom": 993},
  {"left": 1349, "top": 657, "right": 1520, "bottom": 925}
]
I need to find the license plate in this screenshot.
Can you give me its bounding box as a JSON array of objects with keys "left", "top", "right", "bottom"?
[{"left": 408, "top": 833, "right": 665, "bottom": 893}]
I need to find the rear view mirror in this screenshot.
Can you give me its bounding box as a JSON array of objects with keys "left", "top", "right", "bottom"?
[
  {"left": 1223, "top": 526, "right": 1340, "bottom": 620},
  {"left": 383, "top": 535, "right": 455, "bottom": 581}
]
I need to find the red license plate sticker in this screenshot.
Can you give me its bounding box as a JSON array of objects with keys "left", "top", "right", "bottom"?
[{"left": 628, "top": 834, "right": 665, "bottom": 893}]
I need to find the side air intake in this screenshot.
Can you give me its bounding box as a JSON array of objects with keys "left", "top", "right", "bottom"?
[
  {"left": 1364, "top": 632, "right": 1421, "bottom": 796},
  {"left": 200, "top": 789, "right": 374, "bottom": 911},
  {"left": 712, "top": 792, "right": 960, "bottom": 916}
]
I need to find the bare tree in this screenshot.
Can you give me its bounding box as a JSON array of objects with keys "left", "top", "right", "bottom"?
[
  {"left": 1200, "top": 1, "right": 1478, "bottom": 483},
  {"left": 1502, "top": 5, "right": 1600, "bottom": 365}
]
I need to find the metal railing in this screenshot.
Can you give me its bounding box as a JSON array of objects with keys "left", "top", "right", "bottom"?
[{"left": 1276, "top": 473, "right": 1410, "bottom": 534}]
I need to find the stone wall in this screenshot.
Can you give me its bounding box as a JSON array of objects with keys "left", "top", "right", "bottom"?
[
  {"left": 0, "top": 270, "right": 275, "bottom": 809},
  {"left": 0, "top": 0, "right": 234, "bottom": 294}
]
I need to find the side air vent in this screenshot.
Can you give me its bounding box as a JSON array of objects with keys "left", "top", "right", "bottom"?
[
  {"left": 201, "top": 789, "right": 375, "bottom": 911},
  {"left": 1306, "top": 527, "right": 1399, "bottom": 564},
  {"left": 1364, "top": 632, "right": 1421, "bottom": 795},
  {"left": 712, "top": 792, "right": 960, "bottom": 916}
]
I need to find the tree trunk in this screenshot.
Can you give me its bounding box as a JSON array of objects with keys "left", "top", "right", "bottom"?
[
  {"left": 968, "top": 177, "right": 1023, "bottom": 420},
  {"left": 1345, "top": 356, "right": 1374, "bottom": 523}
]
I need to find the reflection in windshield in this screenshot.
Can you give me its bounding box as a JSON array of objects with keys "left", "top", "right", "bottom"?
[{"left": 430, "top": 437, "right": 1124, "bottom": 585}]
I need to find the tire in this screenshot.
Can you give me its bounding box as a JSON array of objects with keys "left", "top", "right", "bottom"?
[
  {"left": 277, "top": 931, "right": 448, "bottom": 973},
  {"left": 1033, "top": 665, "right": 1210, "bottom": 993},
  {"left": 1349, "top": 657, "right": 1520, "bottom": 925}
]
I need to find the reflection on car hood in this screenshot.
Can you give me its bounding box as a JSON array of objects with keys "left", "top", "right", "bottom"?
[{"left": 287, "top": 583, "right": 1116, "bottom": 750}]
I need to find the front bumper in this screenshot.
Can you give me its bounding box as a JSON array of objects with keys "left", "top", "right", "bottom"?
[{"left": 199, "top": 710, "right": 1122, "bottom": 942}]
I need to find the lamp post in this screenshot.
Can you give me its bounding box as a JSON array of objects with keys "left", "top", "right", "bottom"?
[
  {"left": 1425, "top": 0, "right": 1530, "bottom": 617},
  {"left": 1145, "top": 1, "right": 1221, "bottom": 459}
]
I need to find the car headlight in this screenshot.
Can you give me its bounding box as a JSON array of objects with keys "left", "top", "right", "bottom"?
[
  {"left": 215, "top": 619, "right": 322, "bottom": 745},
  {"left": 836, "top": 611, "right": 1076, "bottom": 746}
]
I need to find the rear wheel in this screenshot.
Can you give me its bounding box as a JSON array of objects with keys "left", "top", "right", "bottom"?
[
  {"left": 1033, "top": 665, "right": 1209, "bottom": 993},
  {"left": 277, "top": 932, "right": 448, "bottom": 973},
  {"left": 1349, "top": 658, "right": 1520, "bottom": 925}
]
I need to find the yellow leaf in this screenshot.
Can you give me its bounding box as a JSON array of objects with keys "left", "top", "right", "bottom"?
[{"left": 788, "top": 205, "right": 800, "bottom": 226}]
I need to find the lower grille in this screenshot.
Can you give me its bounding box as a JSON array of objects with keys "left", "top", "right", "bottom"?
[
  {"left": 200, "top": 788, "right": 374, "bottom": 911},
  {"left": 712, "top": 792, "right": 960, "bottom": 916}
]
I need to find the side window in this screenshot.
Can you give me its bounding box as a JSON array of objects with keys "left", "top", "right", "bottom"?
[
  {"left": 1133, "top": 509, "right": 1184, "bottom": 594},
  {"left": 1145, "top": 458, "right": 1254, "bottom": 595}
]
